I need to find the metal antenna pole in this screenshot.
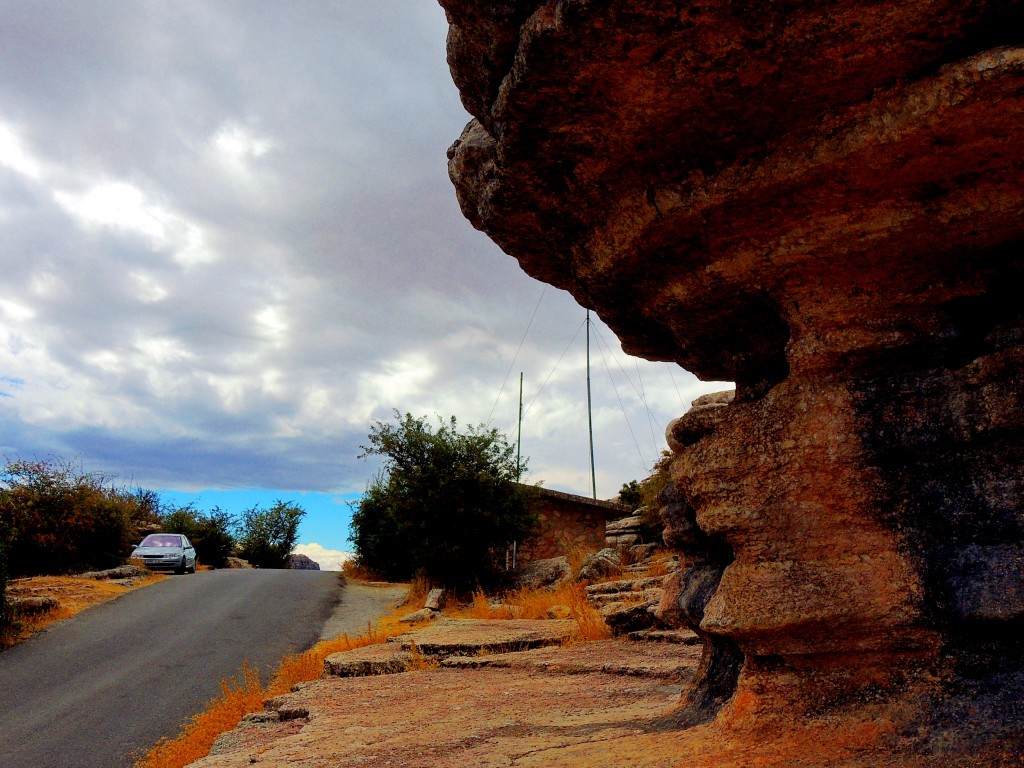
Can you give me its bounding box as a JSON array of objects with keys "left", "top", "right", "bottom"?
[
  {"left": 587, "top": 310, "right": 597, "bottom": 498},
  {"left": 516, "top": 371, "right": 523, "bottom": 480}
]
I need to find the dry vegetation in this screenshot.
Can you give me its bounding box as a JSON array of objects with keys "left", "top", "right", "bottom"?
[
  {"left": 449, "top": 580, "right": 612, "bottom": 642},
  {"left": 1, "top": 574, "right": 165, "bottom": 649}
]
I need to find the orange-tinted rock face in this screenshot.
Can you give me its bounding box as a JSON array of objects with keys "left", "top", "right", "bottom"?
[{"left": 442, "top": 0, "right": 1024, "bottom": 758}]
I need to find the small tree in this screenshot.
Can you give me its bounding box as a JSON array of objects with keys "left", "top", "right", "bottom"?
[
  {"left": 350, "top": 412, "right": 537, "bottom": 590},
  {"left": 236, "top": 501, "right": 305, "bottom": 569},
  {"left": 161, "top": 505, "right": 236, "bottom": 568}
]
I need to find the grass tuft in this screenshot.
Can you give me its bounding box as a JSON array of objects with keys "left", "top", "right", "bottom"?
[{"left": 448, "top": 581, "right": 612, "bottom": 642}]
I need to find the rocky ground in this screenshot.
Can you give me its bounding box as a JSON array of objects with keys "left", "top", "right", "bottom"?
[
  {"left": 181, "top": 611, "right": 1016, "bottom": 768},
  {"left": 185, "top": 619, "right": 699, "bottom": 768}
]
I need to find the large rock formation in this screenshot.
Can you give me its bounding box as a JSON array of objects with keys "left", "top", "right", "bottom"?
[
  {"left": 442, "top": 0, "right": 1024, "bottom": 760},
  {"left": 286, "top": 554, "right": 320, "bottom": 571}
]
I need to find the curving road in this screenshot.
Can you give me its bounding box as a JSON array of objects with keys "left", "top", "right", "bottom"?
[{"left": 0, "top": 569, "right": 393, "bottom": 768}]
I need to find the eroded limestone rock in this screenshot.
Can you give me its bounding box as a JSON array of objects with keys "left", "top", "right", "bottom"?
[{"left": 443, "top": 0, "right": 1024, "bottom": 757}]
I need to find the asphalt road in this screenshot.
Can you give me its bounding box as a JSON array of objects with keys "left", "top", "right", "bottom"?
[{"left": 0, "top": 569, "right": 350, "bottom": 768}]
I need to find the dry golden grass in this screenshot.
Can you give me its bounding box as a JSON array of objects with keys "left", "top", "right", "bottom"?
[
  {"left": 2, "top": 573, "right": 165, "bottom": 649},
  {"left": 405, "top": 574, "right": 432, "bottom": 606},
  {"left": 448, "top": 581, "right": 612, "bottom": 642},
  {"left": 339, "top": 559, "right": 380, "bottom": 581},
  {"left": 555, "top": 538, "right": 593, "bottom": 575},
  {"left": 406, "top": 640, "right": 440, "bottom": 672}
]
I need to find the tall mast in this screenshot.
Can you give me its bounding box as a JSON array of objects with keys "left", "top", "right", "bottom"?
[
  {"left": 586, "top": 310, "right": 597, "bottom": 498},
  {"left": 516, "top": 371, "right": 523, "bottom": 480}
]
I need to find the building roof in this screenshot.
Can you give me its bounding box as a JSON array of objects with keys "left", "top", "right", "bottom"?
[{"left": 520, "top": 484, "right": 630, "bottom": 519}]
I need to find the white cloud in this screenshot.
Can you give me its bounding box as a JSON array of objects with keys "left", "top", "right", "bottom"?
[
  {"left": 294, "top": 542, "right": 353, "bottom": 572},
  {"left": 212, "top": 123, "right": 272, "bottom": 162},
  {"left": 0, "top": 123, "right": 42, "bottom": 179},
  {"left": 53, "top": 181, "right": 216, "bottom": 267}
]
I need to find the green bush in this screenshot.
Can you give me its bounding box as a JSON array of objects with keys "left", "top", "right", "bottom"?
[
  {"left": 0, "top": 458, "right": 161, "bottom": 576},
  {"left": 350, "top": 412, "right": 537, "bottom": 590},
  {"left": 160, "top": 505, "right": 236, "bottom": 568},
  {"left": 236, "top": 501, "right": 305, "bottom": 569},
  {"left": 618, "top": 480, "right": 643, "bottom": 509},
  {"left": 619, "top": 452, "right": 674, "bottom": 541}
]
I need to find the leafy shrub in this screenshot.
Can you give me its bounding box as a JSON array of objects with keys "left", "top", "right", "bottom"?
[
  {"left": 350, "top": 412, "right": 537, "bottom": 590},
  {"left": 619, "top": 452, "right": 674, "bottom": 542},
  {"left": 0, "top": 458, "right": 161, "bottom": 576},
  {"left": 161, "top": 505, "right": 236, "bottom": 568},
  {"left": 235, "top": 501, "right": 305, "bottom": 569},
  {"left": 618, "top": 479, "right": 643, "bottom": 509}
]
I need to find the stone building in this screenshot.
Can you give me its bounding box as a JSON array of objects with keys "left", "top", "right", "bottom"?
[{"left": 515, "top": 486, "right": 627, "bottom": 564}]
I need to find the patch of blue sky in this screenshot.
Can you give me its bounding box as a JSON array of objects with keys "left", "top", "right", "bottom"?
[
  {"left": 0, "top": 376, "right": 25, "bottom": 397},
  {"left": 156, "top": 487, "right": 359, "bottom": 552}
]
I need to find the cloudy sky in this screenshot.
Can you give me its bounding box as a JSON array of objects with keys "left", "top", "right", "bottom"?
[{"left": 0, "top": 2, "right": 727, "bottom": 562}]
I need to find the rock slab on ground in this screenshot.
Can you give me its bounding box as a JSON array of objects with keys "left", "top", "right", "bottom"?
[
  {"left": 389, "top": 618, "right": 576, "bottom": 657},
  {"left": 323, "top": 644, "right": 414, "bottom": 678}
]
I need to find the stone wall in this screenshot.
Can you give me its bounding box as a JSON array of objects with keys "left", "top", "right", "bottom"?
[{"left": 516, "top": 488, "right": 625, "bottom": 564}]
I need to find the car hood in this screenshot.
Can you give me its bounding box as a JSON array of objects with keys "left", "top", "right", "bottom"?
[{"left": 132, "top": 546, "right": 184, "bottom": 556}]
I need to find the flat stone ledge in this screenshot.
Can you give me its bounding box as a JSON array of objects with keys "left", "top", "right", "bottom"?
[
  {"left": 391, "top": 618, "right": 576, "bottom": 657},
  {"left": 440, "top": 637, "right": 701, "bottom": 680},
  {"left": 323, "top": 644, "right": 414, "bottom": 678},
  {"left": 586, "top": 576, "right": 665, "bottom": 595},
  {"left": 627, "top": 629, "right": 701, "bottom": 645}
]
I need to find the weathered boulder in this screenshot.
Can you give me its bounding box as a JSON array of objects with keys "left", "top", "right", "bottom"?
[
  {"left": 423, "top": 588, "right": 446, "bottom": 611},
  {"left": 225, "top": 557, "right": 255, "bottom": 569},
  {"left": 391, "top": 618, "right": 575, "bottom": 657},
  {"left": 323, "top": 644, "right": 415, "bottom": 677},
  {"left": 576, "top": 548, "right": 621, "bottom": 582},
  {"left": 604, "top": 513, "right": 644, "bottom": 547},
  {"left": 512, "top": 556, "right": 572, "bottom": 591},
  {"left": 82, "top": 564, "right": 149, "bottom": 580},
  {"left": 285, "top": 554, "right": 320, "bottom": 571},
  {"left": 399, "top": 608, "right": 439, "bottom": 624},
  {"left": 626, "top": 543, "right": 659, "bottom": 563},
  {"left": 600, "top": 600, "right": 660, "bottom": 635},
  {"left": 443, "top": 0, "right": 1024, "bottom": 757}
]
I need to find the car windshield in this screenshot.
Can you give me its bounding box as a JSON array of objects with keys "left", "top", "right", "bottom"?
[{"left": 139, "top": 534, "right": 182, "bottom": 548}]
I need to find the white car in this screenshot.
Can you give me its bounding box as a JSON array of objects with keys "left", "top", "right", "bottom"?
[{"left": 131, "top": 533, "right": 197, "bottom": 574}]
